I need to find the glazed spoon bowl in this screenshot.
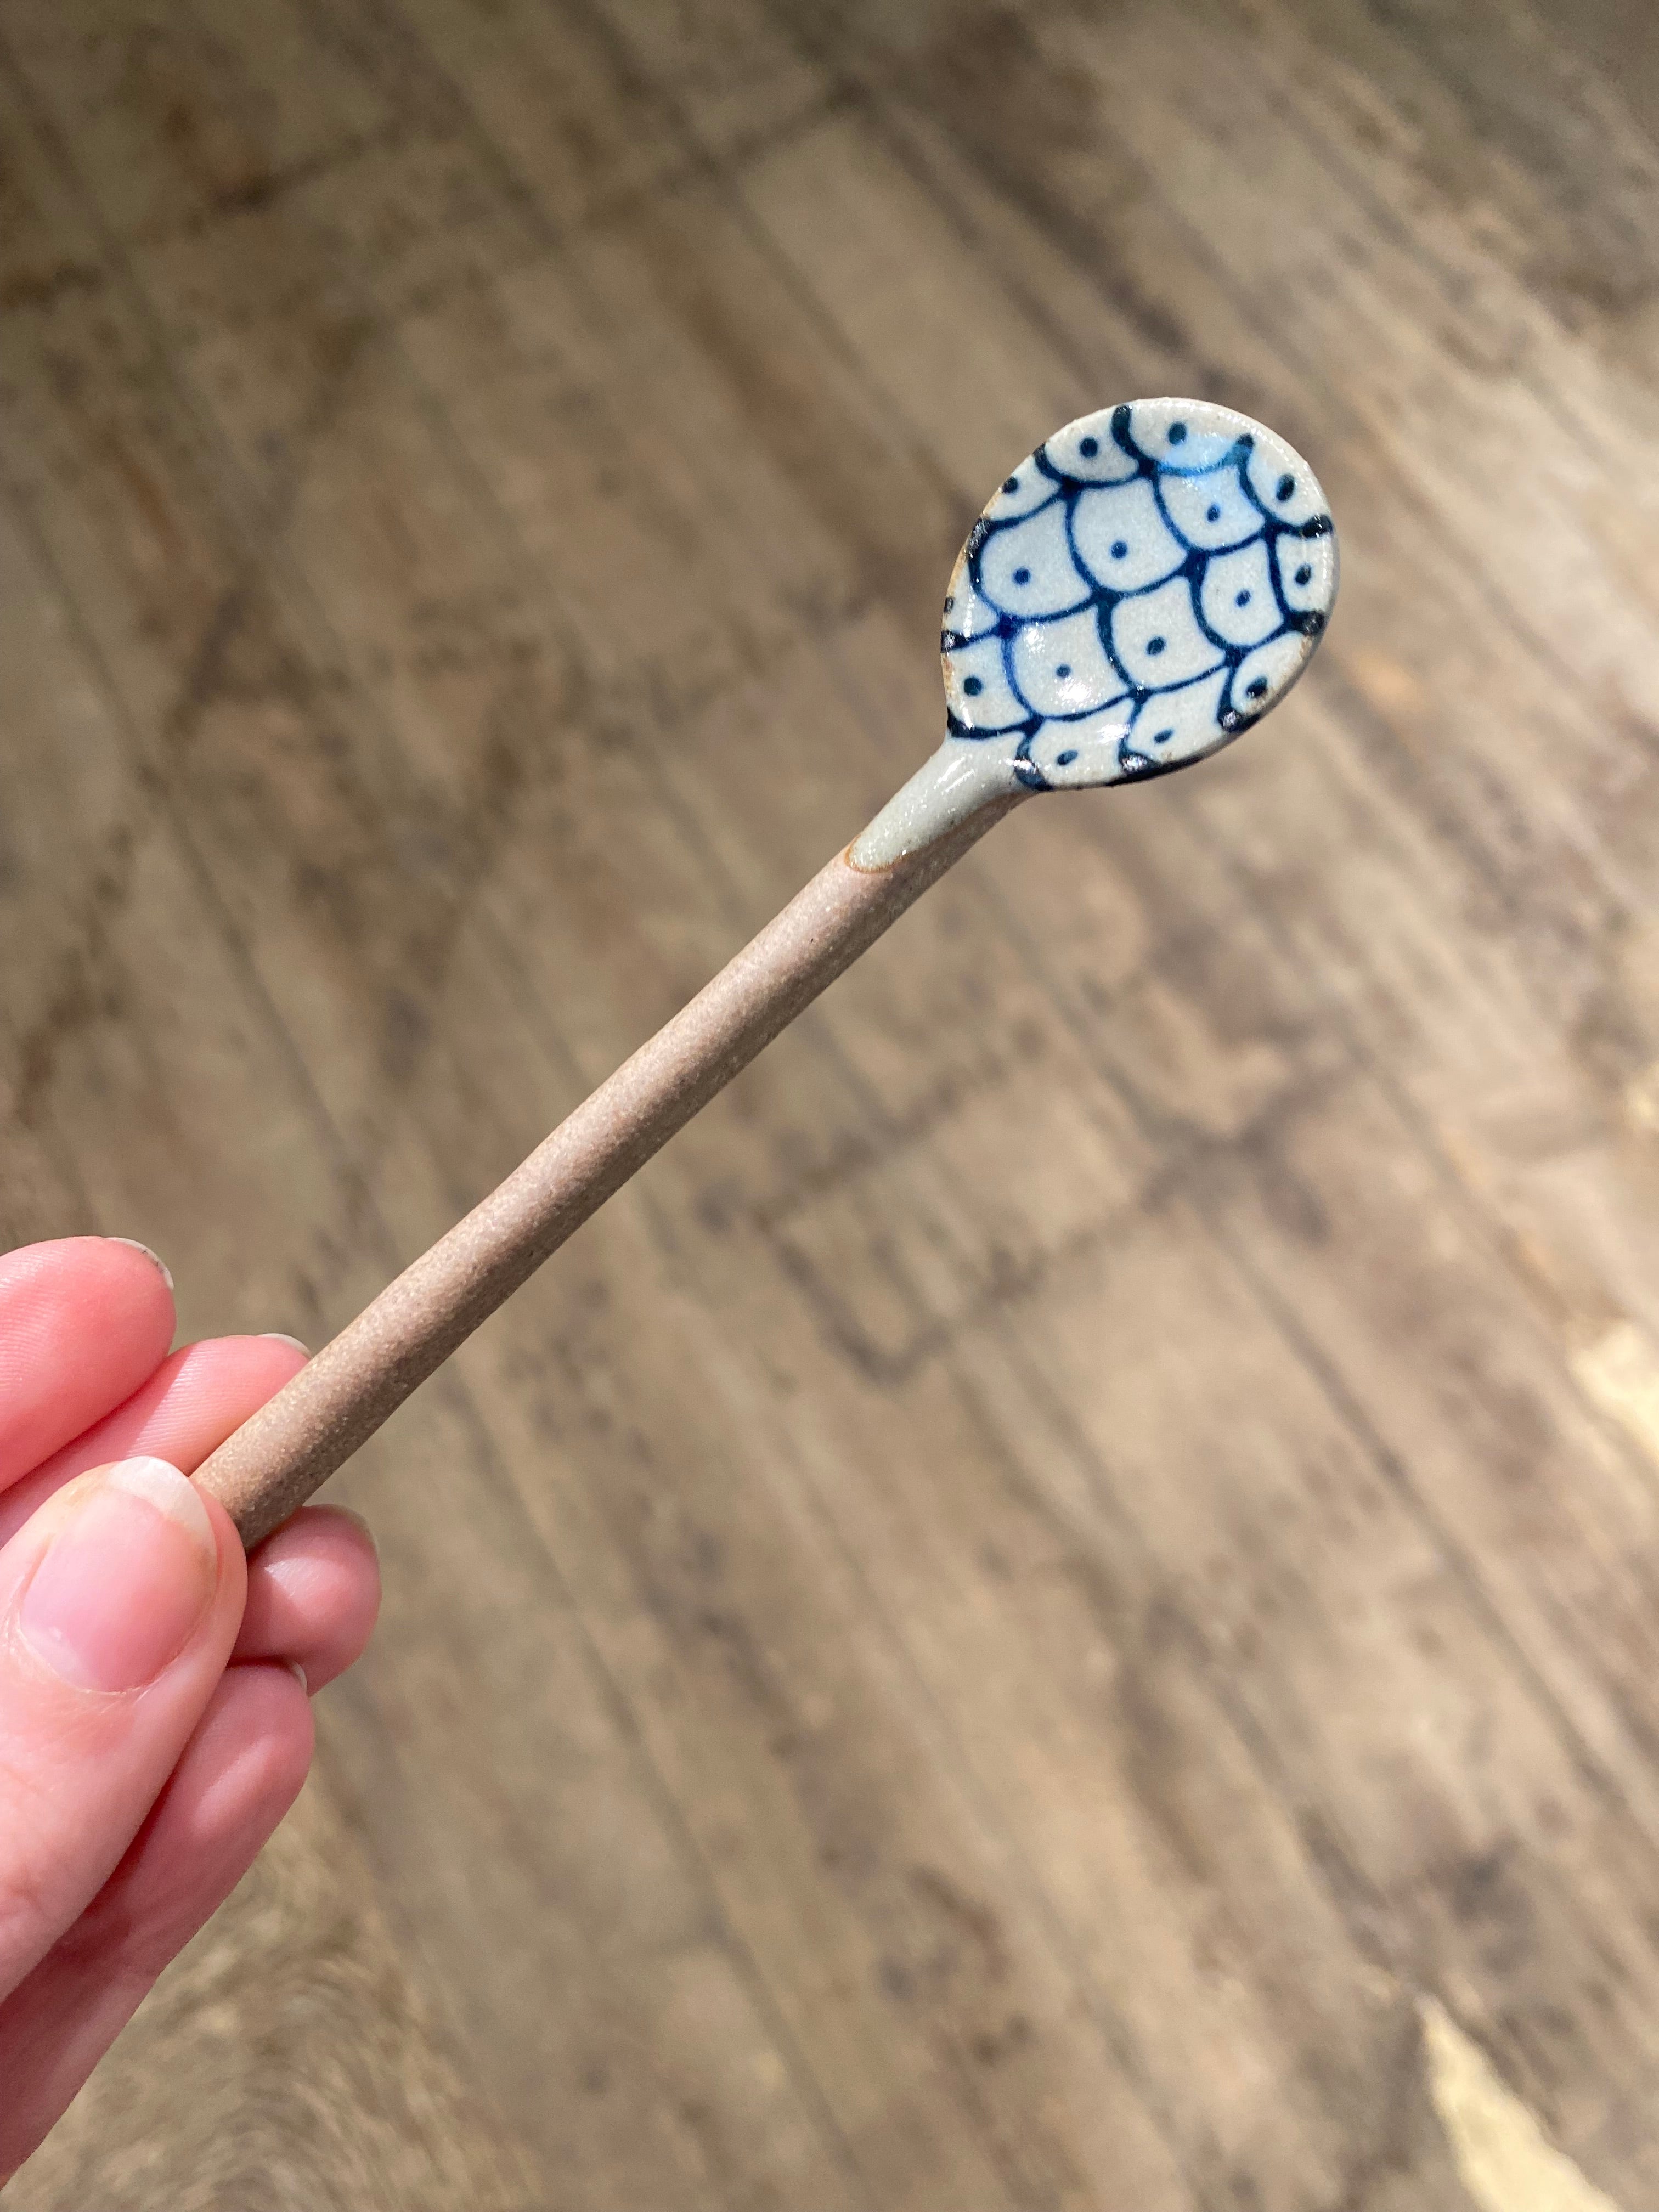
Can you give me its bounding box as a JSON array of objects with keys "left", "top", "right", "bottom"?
[{"left": 856, "top": 394, "right": 1336, "bottom": 865}]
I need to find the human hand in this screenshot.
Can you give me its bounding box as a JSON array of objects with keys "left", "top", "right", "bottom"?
[{"left": 0, "top": 1237, "right": 380, "bottom": 2179}]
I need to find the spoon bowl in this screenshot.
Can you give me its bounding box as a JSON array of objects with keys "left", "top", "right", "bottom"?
[{"left": 854, "top": 397, "right": 1338, "bottom": 866}]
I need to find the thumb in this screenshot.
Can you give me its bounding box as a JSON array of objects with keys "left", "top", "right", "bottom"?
[{"left": 0, "top": 1457, "right": 245, "bottom": 1997}]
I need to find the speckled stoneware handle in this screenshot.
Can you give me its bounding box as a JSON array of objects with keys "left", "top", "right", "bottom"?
[{"left": 193, "top": 398, "right": 1338, "bottom": 1549}]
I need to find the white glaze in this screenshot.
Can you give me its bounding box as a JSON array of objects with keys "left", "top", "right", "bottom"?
[
  {"left": 851, "top": 397, "right": 1338, "bottom": 871},
  {"left": 850, "top": 739, "right": 1026, "bottom": 868}
]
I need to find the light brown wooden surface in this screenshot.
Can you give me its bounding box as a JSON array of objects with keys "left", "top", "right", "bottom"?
[{"left": 5, "top": 1, "right": 1659, "bottom": 2204}]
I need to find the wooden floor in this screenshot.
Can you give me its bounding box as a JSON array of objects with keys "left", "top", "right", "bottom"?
[{"left": 7, "top": 0, "right": 1659, "bottom": 2203}]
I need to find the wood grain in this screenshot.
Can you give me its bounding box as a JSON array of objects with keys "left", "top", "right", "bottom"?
[{"left": 4, "top": 0, "right": 1658, "bottom": 2202}]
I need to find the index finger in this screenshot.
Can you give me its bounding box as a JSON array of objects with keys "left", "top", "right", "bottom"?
[{"left": 0, "top": 1240, "right": 176, "bottom": 1492}]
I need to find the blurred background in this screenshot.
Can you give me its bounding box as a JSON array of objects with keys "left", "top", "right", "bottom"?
[{"left": 7, "top": 0, "right": 1659, "bottom": 2204}]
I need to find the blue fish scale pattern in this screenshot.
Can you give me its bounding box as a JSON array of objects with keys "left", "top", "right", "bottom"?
[{"left": 941, "top": 399, "right": 1338, "bottom": 789}]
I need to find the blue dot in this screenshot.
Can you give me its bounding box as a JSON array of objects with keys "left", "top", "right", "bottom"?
[
  {"left": 1235, "top": 589, "right": 1251, "bottom": 606},
  {"left": 944, "top": 594, "right": 955, "bottom": 610},
  {"left": 1277, "top": 473, "right": 1295, "bottom": 501},
  {"left": 963, "top": 675, "right": 984, "bottom": 695},
  {"left": 1003, "top": 476, "right": 1019, "bottom": 493},
  {"left": 1295, "top": 563, "right": 1312, "bottom": 585},
  {"left": 1169, "top": 422, "right": 1188, "bottom": 443},
  {"left": 1013, "top": 566, "right": 1030, "bottom": 584},
  {"left": 1246, "top": 676, "right": 1268, "bottom": 698},
  {"left": 1111, "top": 539, "right": 1128, "bottom": 559},
  {"left": 1055, "top": 663, "right": 1071, "bottom": 678},
  {"left": 1153, "top": 727, "right": 1174, "bottom": 744},
  {"left": 1206, "top": 503, "right": 1221, "bottom": 522},
  {"left": 1056, "top": 749, "right": 1079, "bottom": 766},
  {"left": 1146, "top": 636, "right": 1166, "bottom": 656},
  {"left": 1079, "top": 435, "right": 1099, "bottom": 457}
]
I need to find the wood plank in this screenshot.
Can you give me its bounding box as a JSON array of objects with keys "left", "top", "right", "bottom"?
[
  {"left": 701, "top": 85, "right": 1659, "bottom": 2198},
  {"left": 8, "top": 1773, "right": 537, "bottom": 2212},
  {"left": 0, "top": 499, "right": 526, "bottom": 2206},
  {"left": 132, "top": 157, "right": 1197, "bottom": 2210},
  {"left": 3, "top": 35, "right": 1353, "bottom": 2194},
  {"left": 0, "top": 0, "right": 403, "bottom": 242},
  {"left": 374, "top": 171, "right": 1522, "bottom": 2200},
  {"left": 0, "top": 352, "right": 866, "bottom": 2210}
]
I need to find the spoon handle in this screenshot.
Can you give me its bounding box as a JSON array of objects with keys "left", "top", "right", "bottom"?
[{"left": 194, "top": 798, "right": 1022, "bottom": 1547}]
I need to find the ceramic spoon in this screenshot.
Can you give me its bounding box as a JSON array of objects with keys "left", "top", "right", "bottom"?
[{"left": 196, "top": 396, "right": 1339, "bottom": 1546}]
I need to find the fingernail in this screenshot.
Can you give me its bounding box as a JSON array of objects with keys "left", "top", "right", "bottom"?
[
  {"left": 18, "top": 1458, "right": 217, "bottom": 1692},
  {"left": 286, "top": 1659, "right": 309, "bottom": 1693},
  {"left": 258, "top": 1333, "right": 310, "bottom": 1355},
  {"left": 105, "top": 1237, "right": 174, "bottom": 1294}
]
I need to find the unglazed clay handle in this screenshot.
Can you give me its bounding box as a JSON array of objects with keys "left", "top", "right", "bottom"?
[{"left": 193, "top": 804, "right": 1019, "bottom": 1548}]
